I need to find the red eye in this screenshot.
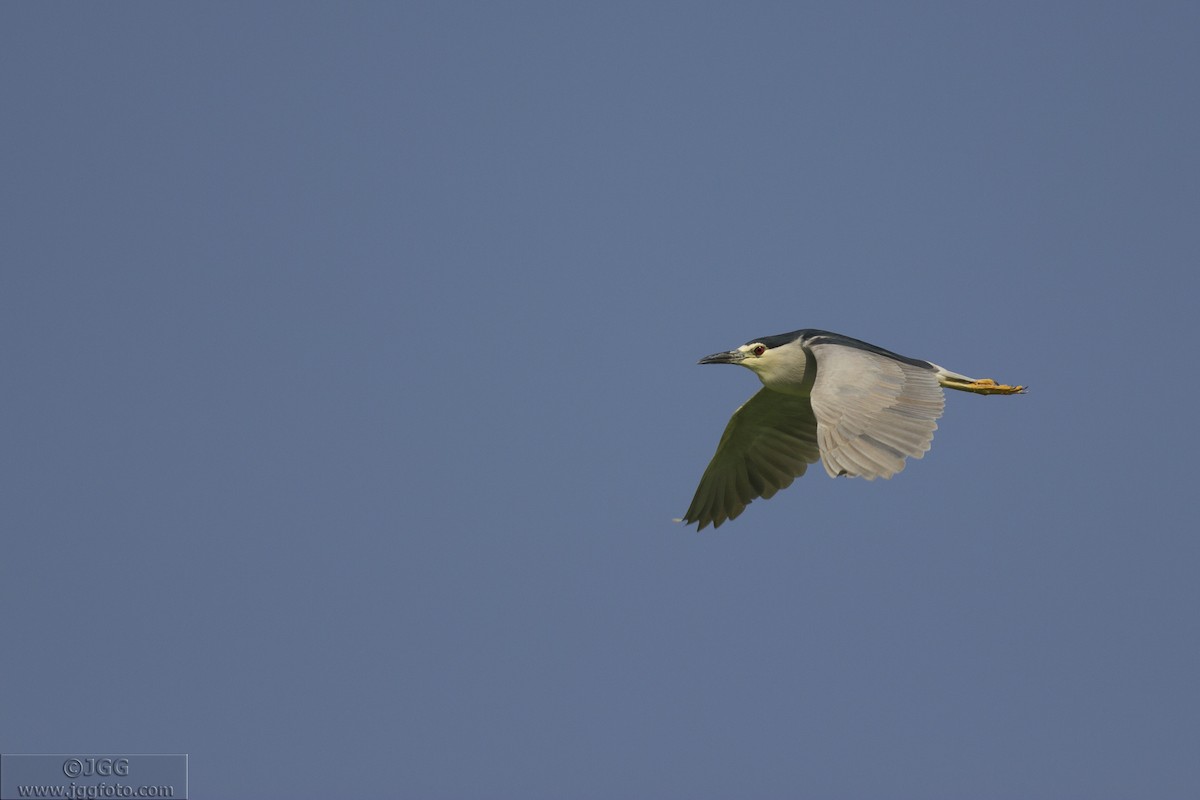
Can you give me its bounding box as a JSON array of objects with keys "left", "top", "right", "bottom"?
[{"left": 752, "top": 345, "right": 766, "bottom": 356}]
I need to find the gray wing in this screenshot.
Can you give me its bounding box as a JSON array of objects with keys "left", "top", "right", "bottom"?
[
  {"left": 682, "top": 388, "right": 821, "bottom": 530},
  {"left": 806, "top": 341, "right": 945, "bottom": 479}
]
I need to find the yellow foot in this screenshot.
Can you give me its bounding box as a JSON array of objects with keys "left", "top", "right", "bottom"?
[{"left": 947, "top": 377, "right": 1026, "bottom": 395}]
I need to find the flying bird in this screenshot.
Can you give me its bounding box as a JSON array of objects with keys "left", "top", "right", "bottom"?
[{"left": 681, "top": 329, "right": 1024, "bottom": 529}]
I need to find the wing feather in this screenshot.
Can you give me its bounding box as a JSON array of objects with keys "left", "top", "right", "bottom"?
[
  {"left": 807, "top": 342, "right": 945, "bottom": 480},
  {"left": 681, "top": 388, "right": 821, "bottom": 530}
]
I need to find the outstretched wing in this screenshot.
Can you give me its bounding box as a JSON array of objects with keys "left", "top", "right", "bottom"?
[
  {"left": 681, "top": 388, "right": 821, "bottom": 530},
  {"left": 807, "top": 341, "right": 944, "bottom": 479}
]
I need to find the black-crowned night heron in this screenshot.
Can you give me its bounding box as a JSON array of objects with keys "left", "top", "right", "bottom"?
[{"left": 681, "top": 329, "right": 1024, "bottom": 530}]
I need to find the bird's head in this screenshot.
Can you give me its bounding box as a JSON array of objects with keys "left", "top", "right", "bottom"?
[{"left": 697, "top": 332, "right": 812, "bottom": 393}]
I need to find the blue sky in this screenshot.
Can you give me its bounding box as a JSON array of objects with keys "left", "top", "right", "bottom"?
[{"left": 3, "top": 3, "right": 1198, "bottom": 798}]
